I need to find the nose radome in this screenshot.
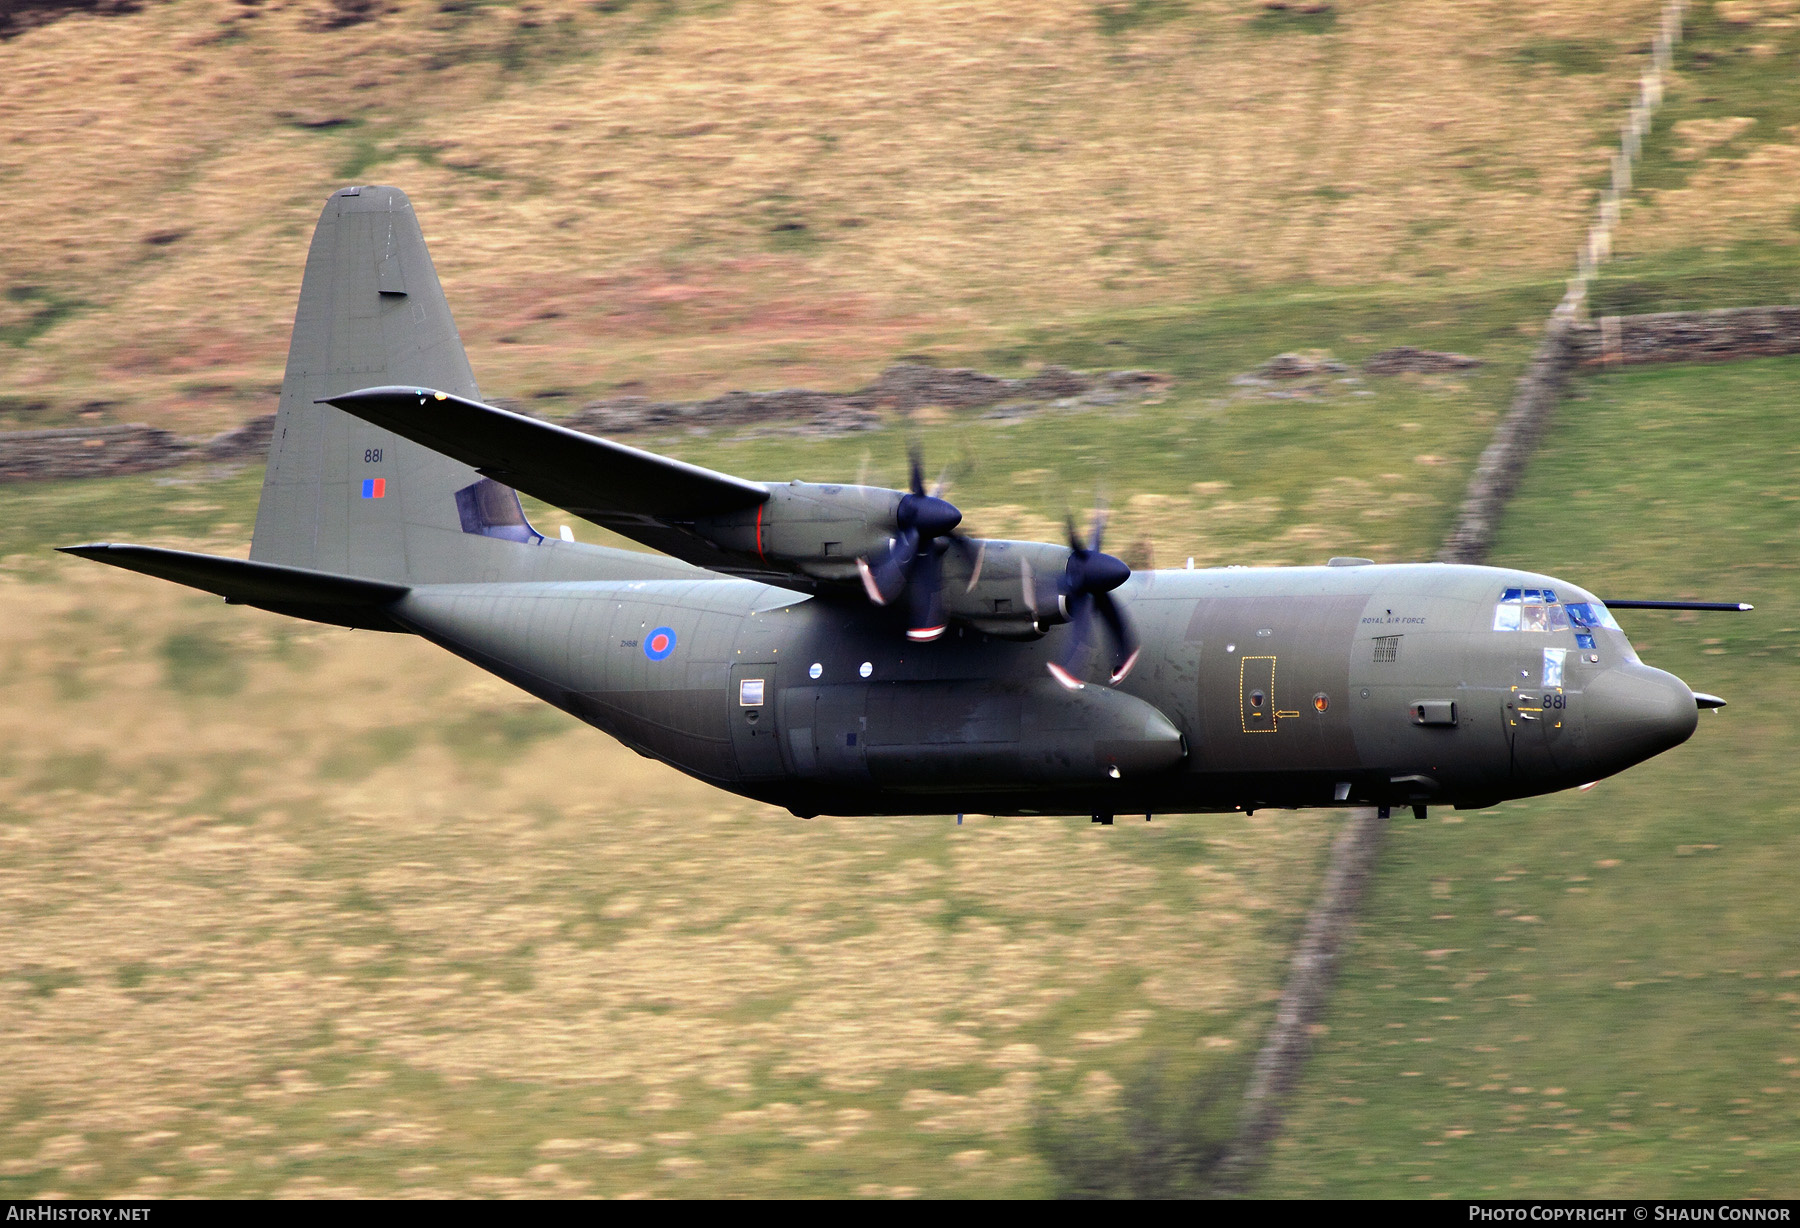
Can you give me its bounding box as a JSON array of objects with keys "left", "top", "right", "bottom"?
[{"left": 1584, "top": 663, "right": 1698, "bottom": 774}]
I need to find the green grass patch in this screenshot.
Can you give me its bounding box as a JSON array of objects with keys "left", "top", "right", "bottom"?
[
  {"left": 1509, "top": 38, "right": 1609, "bottom": 75},
  {"left": 0, "top": 467, "right": 265, "bottom": 567},
  {"left": 1262, "top": 356, "right": 1800, "bottom": 1197},
  {"left": 0, "top": 286, "right": 86, "bottom": 349},
  {"left": 1034, "top": 1058, "right": 1240, "bottom": 1197},
  {"left": 437, "top": 705, "right": 574, "bottom": 761},
  {"left": 1621, "top": 1, "right": 1800, "bottom": 197},
  {"left": 159, "top": 627, "right": 247, "bottom": 696},
  {"left": 318, "top": 727, "right": 419, "bottom": 782},
  {"left": 1247, "top": 4, "right": 1337, "bottom": 36},
  {"left": 1093, "top": 0, "right": 1190, "bottom": 38},
  {"left": 1589, "top": 240, "right": 1800, "bottom": 317}
]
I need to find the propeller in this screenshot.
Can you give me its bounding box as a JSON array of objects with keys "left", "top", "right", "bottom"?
[
  {"left": 856, "top": 448, "right": 985, "bottom": 642},
  {"left": 1037, "top": 510, "right": 1140, "bottom": 690}
]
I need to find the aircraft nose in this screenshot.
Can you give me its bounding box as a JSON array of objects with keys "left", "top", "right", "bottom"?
[{"left": 1583, "top": 663, "right": 1698, "bottom": 774}]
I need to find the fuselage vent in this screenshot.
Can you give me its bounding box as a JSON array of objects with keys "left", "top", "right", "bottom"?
[{"left": 1373, "top": 635, "right": 1400, "bottom": 663}]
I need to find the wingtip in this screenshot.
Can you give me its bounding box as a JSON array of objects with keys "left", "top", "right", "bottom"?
[{"left": 318, "top": 385, "right": 450, "bottom": 409}]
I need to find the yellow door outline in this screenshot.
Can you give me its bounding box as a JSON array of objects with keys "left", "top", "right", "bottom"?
[
  {"left": 1240, "top": 655, "right": 1302, "bottom": 733},
  {"left": 1508, "top": 684, "right": 1564, "bottom": 730}
]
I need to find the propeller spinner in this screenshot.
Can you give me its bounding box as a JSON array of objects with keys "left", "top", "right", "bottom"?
[{"left": 856, "top": 449, "right": 984, "bottom": 642}]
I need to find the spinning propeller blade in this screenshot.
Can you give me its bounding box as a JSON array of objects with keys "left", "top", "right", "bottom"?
[
  {"left": 855, "top": 446, "right": 979, "bottom": 639},
  {"left": 1048, "top": 507, "right": 1139, "bottom": 689}
]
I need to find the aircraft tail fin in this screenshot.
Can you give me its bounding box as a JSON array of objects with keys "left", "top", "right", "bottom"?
[{"left": 249, "top": 185, "right": 544, "bottom": 583}]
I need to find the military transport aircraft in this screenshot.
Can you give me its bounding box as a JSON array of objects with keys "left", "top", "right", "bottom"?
[{"left": 63, "top": 187, "right": 1744, "bottom": 823}]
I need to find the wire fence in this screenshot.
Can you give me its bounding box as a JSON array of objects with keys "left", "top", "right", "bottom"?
[{"left": 1555, "top": 0, "right": 1688, "bottom": 323}]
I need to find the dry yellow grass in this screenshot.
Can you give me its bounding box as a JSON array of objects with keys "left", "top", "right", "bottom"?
[
  {"left": 0, "top": 549, "right": 1331, "bottom": 1195},
  {"left": 1, "top": 0, "right": 1666, "bottom": 431},
  {"left": 1621, "top": 124, "right": 1800, "bottom": 253}
]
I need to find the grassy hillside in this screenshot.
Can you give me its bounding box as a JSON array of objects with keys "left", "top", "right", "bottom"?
[
  {"left": 1590, "top": 0, "right": 1800, "bottom": 315},
  {"left": 7, "top": 0, "right": 1800, "bottom": 1201},
  {"left": 0, "top": 255, "right": 1570, "bottom": 1196},
  {"left": 1261, "top": 356, "right": 1800, "bottom": 1197},
  {"left": 1, "top": 0, "right": 1667, "bottom": 434}
]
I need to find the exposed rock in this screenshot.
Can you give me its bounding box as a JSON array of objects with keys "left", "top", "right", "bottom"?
[
  {"left": 1252, "top": 351, "right": 1349, "bottom": 380},
  {"left": 1362, "top": 346, "right": 1483, "bottom": 375},
  {"left": 0, "top": 0, "right": 143, "bottom": 43},
  {"left": 305, "top": 0, "right": 389, "bottom": 33}
]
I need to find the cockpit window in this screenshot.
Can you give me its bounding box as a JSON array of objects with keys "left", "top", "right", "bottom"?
[
  {"left": 1564, "top": 601, "right": 1621, "bottom": 631},
  {"left": 1493, "top": 591, "right": 1617, "bottom": 634}
]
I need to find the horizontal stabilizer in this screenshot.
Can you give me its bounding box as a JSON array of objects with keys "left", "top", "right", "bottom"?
[
  {"left": 323, "top": 386, "right": 769, "bottom": 520},
  {"left": 58, "top": 543, "right": 410, "bottom": 631}
]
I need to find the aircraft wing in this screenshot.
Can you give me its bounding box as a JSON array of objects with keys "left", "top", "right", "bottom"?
[{"left": 323, "top": 386, "right": 802, "bottom": 584}]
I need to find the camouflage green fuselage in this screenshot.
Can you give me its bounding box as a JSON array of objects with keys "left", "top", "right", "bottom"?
[{"left": 393, "top": 560, "right": 1696, "bottom": 817}]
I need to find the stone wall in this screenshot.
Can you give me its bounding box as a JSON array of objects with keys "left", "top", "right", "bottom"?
[
  {"left": 0, "top": 424, "right": 191, "bottom": 482},
  {"left": 0, "top": 415, "right": 277, "bottom": 483},
  {"left": 1436, "top": 318, "right": 1580, "bottom": 565},
  {"left": 1570, "top": 304, "right": 1800, "bottom": 367},
  {"left": 0, "top": 363, "right": 1168, "bottom": 482},
  {"left": 562, "top": 363, "right": 1167, "bottom": 438}
]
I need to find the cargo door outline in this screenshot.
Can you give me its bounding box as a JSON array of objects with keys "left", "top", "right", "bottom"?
[{"left": 1240, "top": 655, "right": 1302, "bottom": 734}]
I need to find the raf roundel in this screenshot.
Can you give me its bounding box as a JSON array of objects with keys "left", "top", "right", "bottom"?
[{"left": 644, "top": 626, "right": 676, "bottom": 661}]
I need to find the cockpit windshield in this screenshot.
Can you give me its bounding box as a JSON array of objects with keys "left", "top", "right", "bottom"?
[{"left": 1492, "top": 589, "right": 1620, "bottom": 636}]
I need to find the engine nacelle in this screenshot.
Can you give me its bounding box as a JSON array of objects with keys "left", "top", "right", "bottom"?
[
  {"left": 695, "top": 482, "right": 901, "bottom": 583},
  {"left": 694, "top": 483, "right": 1096, "bottom": 643}
]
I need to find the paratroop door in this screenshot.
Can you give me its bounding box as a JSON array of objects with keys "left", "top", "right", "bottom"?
[{"left": 729, "top": 661, "right": 785, "bottom": 779}]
